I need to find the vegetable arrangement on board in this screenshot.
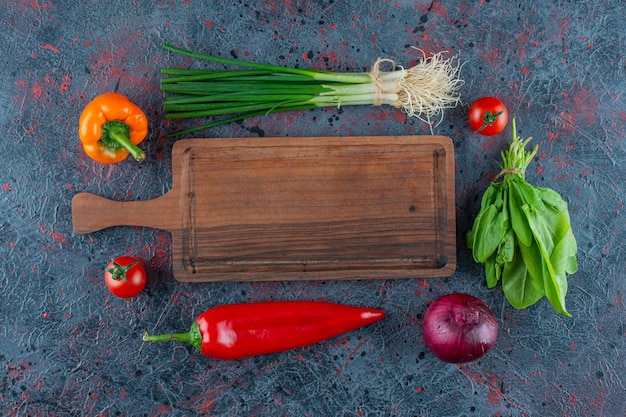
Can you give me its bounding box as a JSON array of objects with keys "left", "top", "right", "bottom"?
[
  {"left": 78, "top": 92, "right": 148, "bottom": 164},
  {"left": 72, "top": 38, "right": 579, "bottom": 365},
  {"left": 160, "top": 44, "right": 464, "bottom": 137},
  {"left": 142, "top": 301, "right": 385, "bottom": 360},
  {"left": 466, "top": 119, "right": 578, "bottom": 316}
]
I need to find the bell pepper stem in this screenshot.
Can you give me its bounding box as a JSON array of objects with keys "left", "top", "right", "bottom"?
[{"left": 108, "top": 125, "right": 146, "bottom": 162}]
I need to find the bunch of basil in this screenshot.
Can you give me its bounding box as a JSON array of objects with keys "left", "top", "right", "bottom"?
[{"left": 466, "top": 120, "right": 578, "bottom": 316}]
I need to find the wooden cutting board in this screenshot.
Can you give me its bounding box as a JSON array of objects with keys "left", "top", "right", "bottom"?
[{"left": 72, "top": 136, "right": 456, "bottom": 282}]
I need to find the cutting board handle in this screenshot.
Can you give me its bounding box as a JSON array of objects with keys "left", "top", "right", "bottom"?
[{"left": 71, "top": 192, "right": 178, "bottom": 234}]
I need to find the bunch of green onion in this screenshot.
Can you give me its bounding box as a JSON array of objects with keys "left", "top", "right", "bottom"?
[{"left": 161, "top": 44, "right": 464, "bottom": 136}]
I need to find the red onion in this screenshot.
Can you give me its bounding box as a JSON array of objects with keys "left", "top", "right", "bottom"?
[{"left": 422, "top": 293, "right": 498, "bottom": 363}]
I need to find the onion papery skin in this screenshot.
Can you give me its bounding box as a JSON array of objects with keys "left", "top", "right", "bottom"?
[{"left": 422, "top": 293, "right": 498, "bottom": 364}]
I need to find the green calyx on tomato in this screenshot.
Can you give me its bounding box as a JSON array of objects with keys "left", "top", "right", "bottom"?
[
  {"left": 476, "top": 110, "right": 505, "bottom": 132},
  {"left": 106, "top": 260, "right": 139, "bottom": 282}
]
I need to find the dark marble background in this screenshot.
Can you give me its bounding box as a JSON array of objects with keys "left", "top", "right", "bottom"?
[{"left": 1, "top": 1, "right": 624, "bottom": 416}]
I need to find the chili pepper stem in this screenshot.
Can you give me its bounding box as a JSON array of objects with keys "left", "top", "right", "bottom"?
[
  {"left": 108, "top": 124, "right": 146, "bottom": 162},
  {"left": 142, "top": 331, "right": 191, "bottom": 343},
  {"left": 142, "top": 322, "right": 202, "bottom": 351}
]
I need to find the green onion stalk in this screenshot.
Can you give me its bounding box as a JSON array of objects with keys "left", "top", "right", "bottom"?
[{"left": 161, "top": 44, "right": 464, "bottom": 137}]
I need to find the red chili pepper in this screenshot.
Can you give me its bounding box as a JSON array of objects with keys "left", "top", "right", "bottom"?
[{"left": 142, "top": 301, "right": 386, "bottom": 360}]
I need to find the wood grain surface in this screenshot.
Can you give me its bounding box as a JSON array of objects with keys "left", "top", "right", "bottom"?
[{"left": 72, "top": 136, "right": 456, "bottom": 281}]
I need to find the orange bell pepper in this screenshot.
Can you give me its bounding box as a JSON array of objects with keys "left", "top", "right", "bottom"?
[{"left": 78, "top": 92, "right": 148, "bottom": 164}]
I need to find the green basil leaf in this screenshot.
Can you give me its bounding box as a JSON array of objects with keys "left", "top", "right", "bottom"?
[
  {"left": 534, "top": 185, "right": 568, "bottom": 212},
  {"left": 530, "top": 244, "right": 571, "bottom": 317},
  {"left": 480, "top": 182, "right": 501, "bottom": 211},
  {"left": 502, "top": 243, "right": 543, "bottom": 309},
  {"left": 484, "top": 254, "right": 501, "bottom": 288},
  {"left": 472, "top": 204, "right": 498, "bottom": 263},
  {"left": 467, "top": 183, "right": 502, "bottom": 251},
  {"left": 522, "top": 204, "right": 571, "bottom": 316},
  {"left": 551, "top": 232, "right": 578, "bottom": 275},
  {"left": 518, "top": 239, "right": 547, "bottom": 295},
  {"left": 534, "top": 186, "right": 579, "bottom": 275},
  {"left": 470, "top": 204, "right": 498, "bottom": 262},
  {"left": 544, "top": 270, "right": 571, "bottom": 317},
  {"left": 495, "top": 228, "right": 515, "bottom": 265},
  {"left": 485, "top": 228, "right": 513, "bottom": 288},
  {"left": 508, "top": 181, "right": 533, "bottom": 247},
  {"left": 517, "top": 180, "right": 547, "bottom": 212},
  {"left": 470, "top": 186, "right": 509, "bottom": 263},
  {"left": 474, "top": 205, "right": 510, "bottom": 263},
  {"left": 547, "top": 227, "right": 577, "bottom": 273}
]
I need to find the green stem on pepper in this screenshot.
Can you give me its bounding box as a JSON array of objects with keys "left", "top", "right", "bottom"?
[
  {"left": 143, "top": 322, "right": 203, "bottom": 351},
  {"left": 101, "top": 121, "right": 145, "bottom": 162}
]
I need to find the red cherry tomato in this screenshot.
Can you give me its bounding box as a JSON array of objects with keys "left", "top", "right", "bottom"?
[
  {"left": 104, "top": 256, "right": 147, "bottom": 298},
  {"left": 468, "top": 97, "right": 508, "bottom": 136}
]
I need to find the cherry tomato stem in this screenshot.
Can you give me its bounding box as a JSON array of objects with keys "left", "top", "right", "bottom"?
[
  {"left": 477, "top": 110, "right": 505, "bottom": 132},
  {"left": 106, "top": 260, "right": 139, "bottom": 283}
]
